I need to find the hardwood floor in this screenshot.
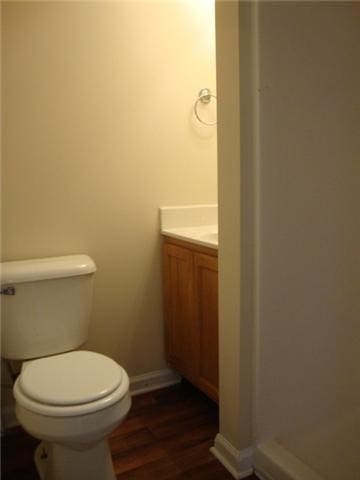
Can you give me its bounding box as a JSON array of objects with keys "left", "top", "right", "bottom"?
[{"left": 2, "top": 381, "right": 258, "bottom": 479}]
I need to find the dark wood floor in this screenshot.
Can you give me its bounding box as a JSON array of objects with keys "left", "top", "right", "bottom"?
[{"left": 2, "top": 381, "right": 258, "bottom": 479}]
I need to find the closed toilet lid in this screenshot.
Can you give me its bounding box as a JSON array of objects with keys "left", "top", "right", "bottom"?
[{"left": 19, "top": 351, "right": 123, "bottom": 406}]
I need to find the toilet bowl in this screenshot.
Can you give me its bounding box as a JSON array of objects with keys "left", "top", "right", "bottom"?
[{"left": 13, "top": 350, "right": 131, "bottom": 480}]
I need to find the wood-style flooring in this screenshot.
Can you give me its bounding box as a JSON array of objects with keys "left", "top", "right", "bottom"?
[{"left": 2, "top": 381, "right": 258, "bottom": 479}]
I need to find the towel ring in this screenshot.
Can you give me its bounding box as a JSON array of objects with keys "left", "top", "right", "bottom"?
[{"left": 194, "top": 88, "right": 217, "bottom": 126}]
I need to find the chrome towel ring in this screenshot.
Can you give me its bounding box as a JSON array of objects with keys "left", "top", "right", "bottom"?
[{"left": 194, "top": 88, "right": 217, "bottom": 126}]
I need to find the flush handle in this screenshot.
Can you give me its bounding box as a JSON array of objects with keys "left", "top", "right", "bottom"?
[{"left": 0, "top": 286, "right": 16, "bottom": 296}]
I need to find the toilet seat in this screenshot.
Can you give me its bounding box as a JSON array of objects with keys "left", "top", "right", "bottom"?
[
  {"left": 14, "top": 351, "right": 129, "bottom": 417},
  {"left": 20, "top": 350, "right": 123, "bottom": 405}
]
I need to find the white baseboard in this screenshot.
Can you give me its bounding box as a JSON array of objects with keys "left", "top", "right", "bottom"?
[
  {"left": 254, "top": 441, "right": 324, "bottom": 480},
  {"left": 210, "top": 433, "right": 254, "bottom": 479},
  {"left": 129, "top": 368, "right": 181, "bottom": 396}
]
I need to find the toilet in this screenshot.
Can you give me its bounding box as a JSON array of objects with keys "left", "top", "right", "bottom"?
[{"left": 1, "top": 255, "right": 131, "bottom": 480}]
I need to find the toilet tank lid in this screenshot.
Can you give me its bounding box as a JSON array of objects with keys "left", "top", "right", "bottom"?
[{"left": 1, "top": 255, "right": 96, "bottom": 284}]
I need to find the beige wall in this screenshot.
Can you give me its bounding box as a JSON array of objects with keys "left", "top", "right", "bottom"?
[
  {"left": 1, "top": 1, "right": 217, "bottom": 375},
  {"left": 215, "top": 0, "right": 254, "bottom": 454},
  {"left": 255, "top": 2, "right": 360, "bottom": 478},
  {"left": 216, "top": 2, "right": 360, "bottom": 478},
  {"left": 216, "top": 0, "right": 242, "bottom": 449}
]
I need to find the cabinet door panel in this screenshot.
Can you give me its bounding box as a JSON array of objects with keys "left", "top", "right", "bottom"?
[
  {"left": 193, "top": 253, "right": 219, "bottom": 402},
  {"left": 163, "top": 243, "right": 197, "bottom": 382}
]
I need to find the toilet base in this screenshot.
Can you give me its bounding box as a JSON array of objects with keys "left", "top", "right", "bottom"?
[
  {"left": 34, "top": 440, "right": 116, "bottom": 480},
  {"left": 34, "top": 442, "right": 49, "bottom": 479}
]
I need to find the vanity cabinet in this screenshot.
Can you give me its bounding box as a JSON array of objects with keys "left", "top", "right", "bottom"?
[{"left": 162, "top": 236, "right": 218, "bottom": 402}]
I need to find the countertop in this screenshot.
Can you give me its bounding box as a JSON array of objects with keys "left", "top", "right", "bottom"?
[{"left": 161, "top": 225, "right": 218, "bottom": 250}]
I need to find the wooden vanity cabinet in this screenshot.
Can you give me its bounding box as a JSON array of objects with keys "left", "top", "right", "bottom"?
[{"left": 163, "top": 236, "right": 218, "bottom": 402}]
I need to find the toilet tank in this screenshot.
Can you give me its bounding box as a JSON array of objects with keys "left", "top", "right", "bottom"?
[{"left": 1, "top": 255, "right": 96, "bottom": 360}]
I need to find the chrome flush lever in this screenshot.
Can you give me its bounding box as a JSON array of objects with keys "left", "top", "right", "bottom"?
[{"left": 0, "top": 286, "right": 16, "bottom": 295}]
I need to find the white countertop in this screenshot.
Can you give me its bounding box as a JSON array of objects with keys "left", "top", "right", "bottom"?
[{"left": 161, "top": 225, "right": 218, "bottom": 250}]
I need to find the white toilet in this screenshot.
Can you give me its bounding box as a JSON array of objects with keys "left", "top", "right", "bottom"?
[{"left": 1, "top": 255, "right": 131, "bottom": 480}]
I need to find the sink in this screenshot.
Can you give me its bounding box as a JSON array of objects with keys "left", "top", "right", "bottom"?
[{"left": 200, "top": 232, "right": 218, "bottom": 243}]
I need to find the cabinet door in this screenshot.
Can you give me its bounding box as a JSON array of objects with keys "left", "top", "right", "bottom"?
[
  {"left": 163, "top": 243, "right": 197, "bottom": 383},
  {"left": 193, "top": 252, "right": 219, "bottom": 402}
]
